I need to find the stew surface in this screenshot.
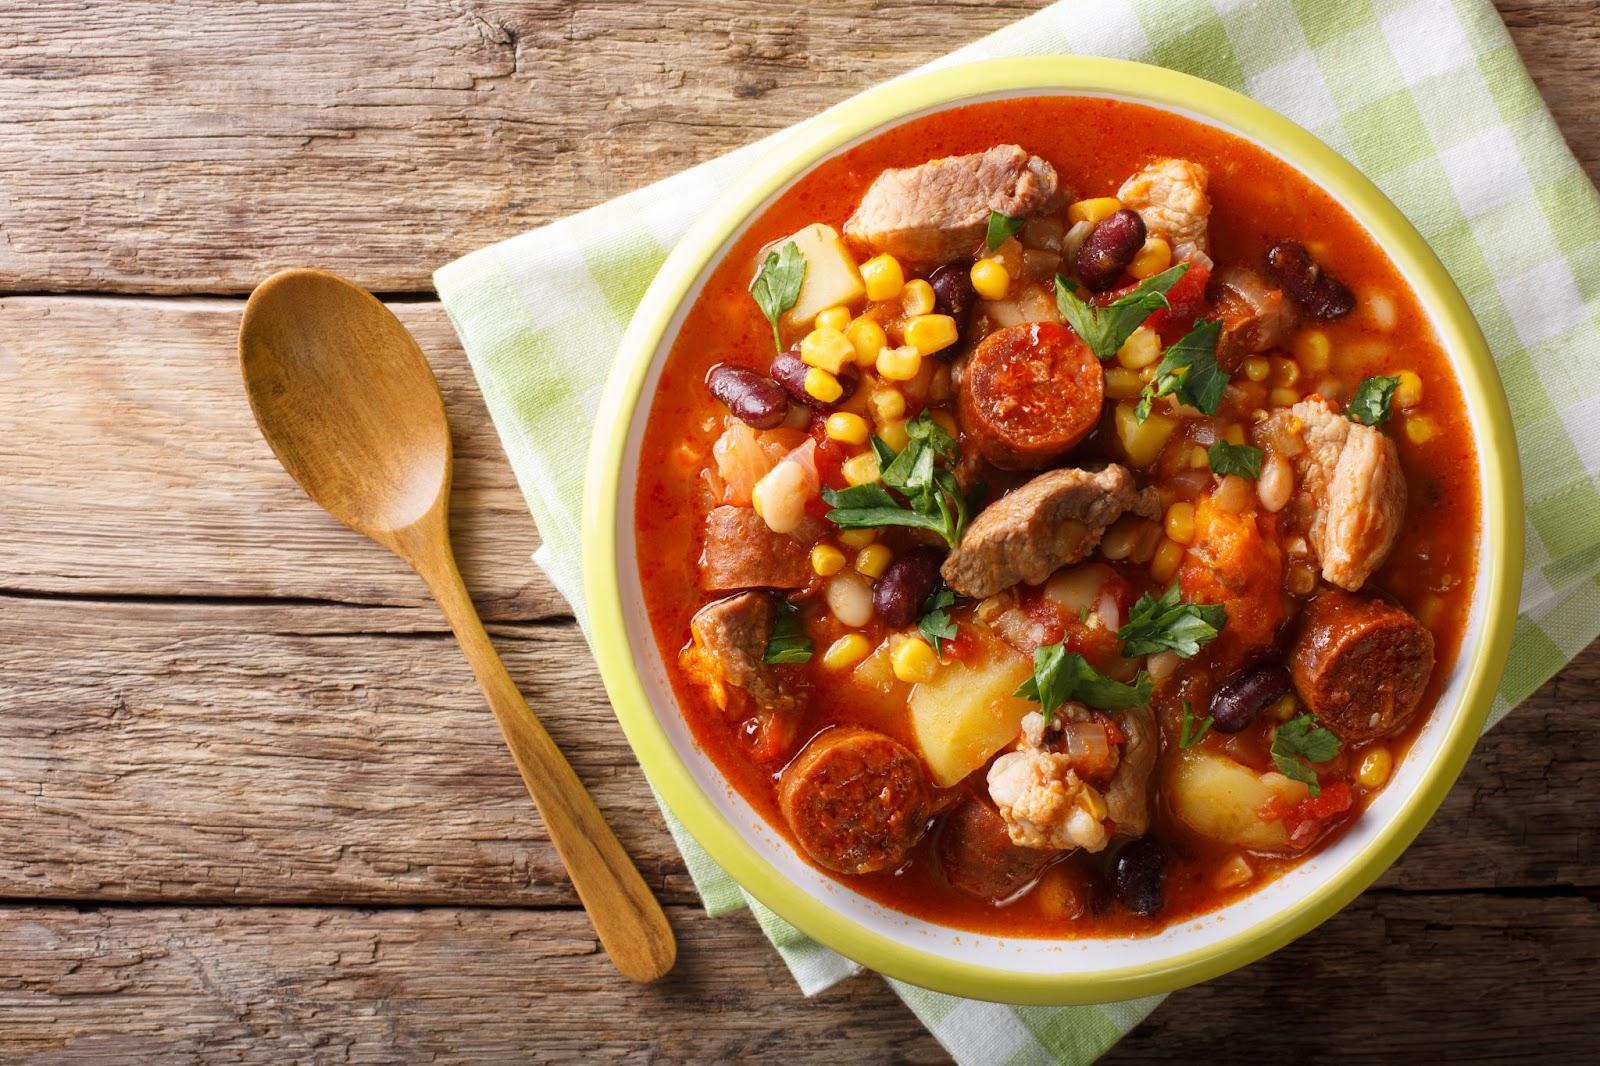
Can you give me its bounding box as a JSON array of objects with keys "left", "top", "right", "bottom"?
[{"left": 636, "top": 96, "right": 1479, "bottom": 937}]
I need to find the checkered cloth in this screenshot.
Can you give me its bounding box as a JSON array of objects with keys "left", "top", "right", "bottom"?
[{"left": 434, "top": 0, "right": 1600, "bottom": 1060}]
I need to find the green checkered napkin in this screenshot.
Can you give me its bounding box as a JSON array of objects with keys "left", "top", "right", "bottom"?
[{"left": 436, "top": 0, "right": 1600, "bottom": 1060}]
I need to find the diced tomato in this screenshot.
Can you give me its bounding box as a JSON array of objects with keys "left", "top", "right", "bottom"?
[
  {"left": 1267, "top": 780, "right": 1355, "bottom": 849},
  {"left": 1145, "top": 260, "right": 1211, "bottom": 339},
  {"left": 812, "top": 434, "right": 850, "bottom": 491},
  {"left": 943, "top": 624, "right": 980, "bottom": 662}
]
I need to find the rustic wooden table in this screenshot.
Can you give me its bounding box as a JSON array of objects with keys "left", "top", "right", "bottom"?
[{"left": 2, "top": 2, "right": 1596, "bottom": 1061}]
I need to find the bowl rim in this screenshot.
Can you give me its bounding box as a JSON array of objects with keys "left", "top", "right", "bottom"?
[{"left": 582, "top": 56, "right": 1523, "bottom": 1004}]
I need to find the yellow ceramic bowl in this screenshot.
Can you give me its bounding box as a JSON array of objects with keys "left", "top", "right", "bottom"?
[{"left": 583, "top": 57, "right": 1522, "bottom": 1004}]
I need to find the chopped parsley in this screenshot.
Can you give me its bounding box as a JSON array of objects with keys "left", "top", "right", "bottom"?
[
  {"left": 1270, "top": 714, "right": 1342, "bottom": 797},
  {"left": 762, "top": 599, "right": 813, "bottom": 664},
  {"left": 1347, "top": 374, "right": 1400, "bottom": 426},
  {"left": 917, "top": 587, "right": 958, "bottom": 658},
  {"left": 822, "top": 411, "right": 970, "bottom": 548},
  {"left": 749, "top": 240, "right": 806, "bottom": 352},
  {"left": 1179, "top": 701, "right": 1214, "bottom": 748},
  {"left": 1013, "top": 641, "right": 1153, "bottom": 723},
  {"left": 1054, "top": 263, "right": 1189, "bottom": 360},
  {"left": 1135, "top": 318, "right": 1227, "bottom": 421},
  {"left": 1116, "top": 583, "right": 1228, "bottom": 658},
  {"left": 1207, "top": 439, "right": 1264, "bottom": 480},
  {"left": 985, "top": 211, "right": 1026, "bottom": 252}
]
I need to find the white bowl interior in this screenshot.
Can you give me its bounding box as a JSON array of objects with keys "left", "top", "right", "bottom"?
[{"left": 613, "top": 89, "right": 1495, "bottom": 975}]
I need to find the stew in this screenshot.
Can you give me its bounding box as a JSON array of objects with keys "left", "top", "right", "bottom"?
[{"left": 635, "top": 96, "right": 1478, "bottom": 936}]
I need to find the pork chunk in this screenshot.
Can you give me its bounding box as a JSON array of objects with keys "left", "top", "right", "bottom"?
[
  {"left": 843, "top": 145, "right": 1064, "bottom": 267},
  {"left": 1211, "top": 266, "right": 1298, "bottom": 368},
  {"left": 680, "top": 594, "right": 804, "bottom": 768},
  {"left": 1265, "top": 396, "right": 1406, "bottom": 591},
  {"left": 941, "top": 465, "right": 1152, "bottom": 599},
  {"left": 1117, "top": 158, "right": 1210, "bottom": 259},
  {"left": 700, "top": 506, "right": 814, "bottom": 591},
  {"left": 1103, "top": 705, "right": 1155, "bottom": 838}
]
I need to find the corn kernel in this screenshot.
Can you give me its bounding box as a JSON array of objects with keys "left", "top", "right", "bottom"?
[
  {"left": 814, "top": 305, "right": 852, "bottom": 332},
  {"left": 1127, "top": 236, "right": 1172, "bottom": 280},
  {"left": 1405, "top": 414, "right": 1437, "bottom": 445},
  {"left": 1189, "top": 445, "right": 1209, "bottom": 469},
  {"left": 877, "top": 344, "right": 923, "bottom": 382},
  {"left": 1271, "top": 357, "right": 1302, "bottom": 388},
  {"left": 1242, "top": 356, "right": 1271, "bottom": 383},
  {"left": 803, "top": 366, "right": 843, "bottom": 403},
  {"left": 841, "top": 451, "right": 880, "bottom": 486},
  {"left": 970, "top": 257, "right": 1011, "bottom": 301},
  {"left": 1151, "top": 538, "right": 1185, "bottom": 583},
  {"left": 844, "top": 316, "right": 888, "bottom": 367},
  {"left": 1105, "top": 366, "right": 1144, "bottom": 400},
  {"left": 1223, "top": 423, "right": 1246, "bottom": 446},
  {"left": 1269, "top": 387, "right": 1300, "bottom": 408},
  {"left": 1213, "top": 855, "right": 1254, "bottom": 891},
  {"left": 1079, "top": 785, "right": 1108, "bottom": 821},
  {"left": 838, "top": 528, "right": 877, "bottom": 549},
  {"left": 904, "top": 314, "right": 959, "bottom": 358},
  {"left": 800, "top": 327, "right": 855, "bottom": 373},
  {"left": 821, "top": 633, "right": 871, "bottom": 672},
  {"left": 1294, "top": 330, "right": 1331, "bottom": 372},
  {"left": 1356, "top": 746, "right": 1393, "bottom": 789},
  {"left": 878, "top": 418, "right": 910, "bottom": 452},
  {"left": 901, "top": 279, "right": 936, "bottom": 317},
  {"left": 1395, "top": 369, "right": 1423, "bottom": 409},
  {"left": 869, "top": 387, "right": 906, "bottom": 424},
  {"left": 1116, "top": 326, "right": 1162, "bottom": 369},
  {"left": 1266, "top": 693, "right": 1298, "bottom": 722},
  {"left": 1067, "top": 196, "right": 1121, "bottom": 226},
  {"left": 810, "top": 543, "right": 846, "bottom": 577},
  {"left": 1164, "top": 502, "right": 1196, "bottom": 545},
  {"left": 855, "top": 543, "right": 893, "bottom": 580},
  {"left": 890, "top": 635, "right": 939, "bottom": 684},
  {"left": 861, "top": 254, "right": 905, "bottom": 302},
  {"left": 824, "top": 411, "right": 870, "bottom": 446}
]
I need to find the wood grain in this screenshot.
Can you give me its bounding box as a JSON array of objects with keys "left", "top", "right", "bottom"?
[{"left": 0, "top": 1, "right": 1593, "bottom": 295}]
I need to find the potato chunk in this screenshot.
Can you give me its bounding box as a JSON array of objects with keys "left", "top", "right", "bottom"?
[
  {"left": 1166, "top": 748, "right": 1307, "bottom": 851},
  {"left": 780, "top": 223, "right": 867, "bottom": 329},
  {"left": 908, "top": 638, "right": 1034, "bottom": 787}
]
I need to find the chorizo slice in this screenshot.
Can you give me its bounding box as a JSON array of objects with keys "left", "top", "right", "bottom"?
[
  {"left": 1290, "top": 589, "right": 1435, "bottom": 742},
  {"left": 959, "top": 322, "right": 1104, "bottom": 470},
  {"left": 937, "top": 798, "right": 1052, "bottom": 902},
  {"left": 778, "top": 728, "right": 931, "bottom": 875},
  {"left": 700, "top": 506, "right": 815, "bottom": 591}
]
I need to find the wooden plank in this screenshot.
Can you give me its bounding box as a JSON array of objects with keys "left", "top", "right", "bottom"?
[
  {"left": 0, "top": 892, "right": 1594, "bottom": 1064},
  {"left": 0, "top": 1, "right": 1593, "bottom": 294},
  {"left": 2, "top": 594, "right": 1595, "bottom": 906},
  {"left": 0, "top": 296, "right": 559, "bottom": 621}
]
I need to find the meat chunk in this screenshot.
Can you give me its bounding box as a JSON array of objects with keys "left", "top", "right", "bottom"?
[
  {"left": 1264, "top": 396, "right": 1406, "bottom": 590},
  {"left": 700, "top": 505, "right": 814, "bottom": 591},
  {"left": 1103, "top": 705, "right": 1155, "bottom": 838},
  {"left": 681, "top": 593, "right": 801, "bottom": 762},
  {"left": 1210, "top": 266, "right": 1298, "bottom": 369},
  {"left": 1290, "top": 589, "right": 1434, "bottom": 742},
  {"left": 1116, "top": 158, "right": 1210, "bottom": 259},
  {"left": 941, "top": 465, "right": 1153, "bottom": 599},
  {"left": 986, "top": 711, "right": 1112, "bottom": 853},
  {"left": 844, "top": 145, "right": 1064, "bottom": 267},
  {"left": 778, "top": 728, "right": 931, "bottom": 875},
  {"left": 937, "top": 798, "right": 1053, "bottom": 901}
]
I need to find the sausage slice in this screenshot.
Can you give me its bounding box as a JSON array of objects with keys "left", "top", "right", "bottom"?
[
  {"left": 959, "top": 322, "right": 1103, "bottom": 470},
  {"left": 1289, "top": 589, "right": 1435, "bottom": 742},
  {"left": 937, "top": 798, "right": 1052, "bottom": 902},
  {"left": 778, "top": 728, "right": 931, "bottom": 875}
]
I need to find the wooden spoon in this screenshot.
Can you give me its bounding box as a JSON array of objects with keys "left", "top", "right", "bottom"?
[{"left": 239, "top": 267, "right": 676, "bottom": 982}]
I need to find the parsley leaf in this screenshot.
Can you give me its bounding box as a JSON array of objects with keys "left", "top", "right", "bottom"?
[
  {"left": 1207, "top": 439, "right": 1264, "bottom": 480},
  {"left": 1116, "top": 583, "right": 1228, "bottom": 658},
  {"left": 763, "top": 599, "right": 813, "bottom": 664},
  {"left": 749, "top": 241, "right": 807, "bottom": 352},
  {"left": 1179, "top": 701, "right": 1214, "bottom": 748},
  {"left": 1270, "top": 714, "right": 1342, "bottom": 797},
  {"left": 823, "top": 412, "right": 970, "bottom": 547},
  {"left": 1013, "top": 643, "right": 1153, "bottom": 723},
  {"left": 1135, "top": 318, "right": 1226, "bottom": 421},
  {"left": 986, "top": 211, "right": 1026, "bottom": 252},
  {"left": 917, "top": 587, "right": 958, "bottom": 658},
  {"left": 1054, "top": 263, "right": 1189, "bottom": 359},
  {"left": 1347, "top": 374, "right": 1400, "bottom": 426}
]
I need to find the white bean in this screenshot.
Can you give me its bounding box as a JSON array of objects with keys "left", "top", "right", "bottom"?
[
  {"left": 1258, "top": 454, "right": 1294, "bottom": 513},
  {"left": 751, "top": 460, "right": 809, "bottom": 534},
  {"left": 825, "top": 571, "right": 875, "bottom": 628}
]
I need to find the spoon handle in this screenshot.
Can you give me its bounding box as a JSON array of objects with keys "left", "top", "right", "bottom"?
[{"left": 413, "top": 543, "right": 677, "bottom": 983}]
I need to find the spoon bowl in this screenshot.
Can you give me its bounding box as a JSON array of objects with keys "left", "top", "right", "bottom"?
[{"left": 240, "top": 268, "right": 676, "bottom": 983}]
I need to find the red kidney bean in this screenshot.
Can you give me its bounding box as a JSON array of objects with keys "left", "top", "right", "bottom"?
[
  {"left": 928, "top": 261, "right": 976, "bottom": 323},
  {"left": 1208, "top": 663, "right": 1292, "bottom": 733},
  {"left": 1076, "top": 209, "right": 1147, "bottom": 292},
  {"left": 874, "top": 548, "right": 946, "bottom": 628},
  {"left": 770, "top": 348, "right": 857, "bottom": 411},
  {"left": 1113, "top": 837, "right": 1165, "bottom": 917},
  {"left": 1265, "top": 241, "right": 1355, "bottom": 319},
  {"left": 707, "top": 363, "right": 789, "bottom": 429}
]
